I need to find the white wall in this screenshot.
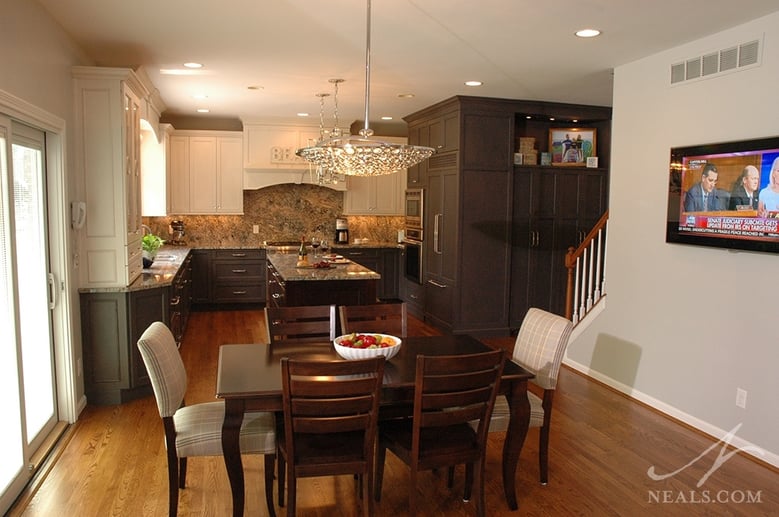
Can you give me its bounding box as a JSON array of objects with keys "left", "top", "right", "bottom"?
[
  {"left": 0, "top": 0, "right": 93, "bottom": 406},
  {"left": 567, "top": 11, "right": 779, "bottom": 466}
]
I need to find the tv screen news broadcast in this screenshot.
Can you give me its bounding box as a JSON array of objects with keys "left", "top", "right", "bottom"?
[{"left": 666, "top": 136, "right": 779, "bottom": 254}]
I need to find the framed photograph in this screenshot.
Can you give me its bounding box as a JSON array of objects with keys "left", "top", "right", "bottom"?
[{"left": 549, "top": 128, "right": 597, "bottom": 166}]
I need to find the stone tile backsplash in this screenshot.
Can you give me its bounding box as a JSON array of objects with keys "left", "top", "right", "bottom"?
[{"left": 144, "top": 184, "right": 404, "bottom": 248}]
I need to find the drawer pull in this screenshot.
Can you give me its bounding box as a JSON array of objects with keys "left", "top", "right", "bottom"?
[
  {"left": 231, "top": 269, "right": 247, "bottom": 273},
  {"left": 427, "top": 279, "right": 447, "bottom": 288},
  {"left": 231, "top": 253, "right": 247, "bottom": 257},
  {"left": 232, "top": 290, "right": 248, "bottom": 295}
]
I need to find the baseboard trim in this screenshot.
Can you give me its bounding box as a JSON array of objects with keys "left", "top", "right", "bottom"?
[{"left": 562, "top": 358, "right": 779, "bottom": 470}]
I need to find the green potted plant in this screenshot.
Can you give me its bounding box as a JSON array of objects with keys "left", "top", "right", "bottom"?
[{"left": 142, "top": 233, "right": 164, "bottom": 268}]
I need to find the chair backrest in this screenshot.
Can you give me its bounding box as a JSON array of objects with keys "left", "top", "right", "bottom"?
[
  {"left": 280, "top": 356, "right": 385, "bottom": 469},
  {"left": 265, "top": 304, "right": 336, "bottom": 345},
  {"left": 137, "top": 321, "right": 187, "bottom": 418},
  {"left": 512, "top": 308, "right": 573, "bottom": 390},
  {"left": 414, "top": 349, "right": 505, "bottom": 441},
  {"left": 339, "top": 302, "right": 408, "bottom": 337}
]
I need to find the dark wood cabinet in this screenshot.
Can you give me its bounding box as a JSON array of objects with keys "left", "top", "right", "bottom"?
[
  {"left": 405, "top": 95, "right": 611, "bottom": 334},
  {"left": 509, "top": 166, "right": 608, "bottom": 327},
  {"left": 338, "top": 247, "right": 400, "bottom": 300},
  {"left": 191, "top": 248, "right": 266, "bottom": 305},
  {"left": 81, "top": 286, "right": 168, "bottom": 405}
]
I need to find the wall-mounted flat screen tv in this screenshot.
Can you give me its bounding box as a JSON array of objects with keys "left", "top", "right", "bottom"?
[{"left": 666, "top": 136, "right": 779, "bottom": 254}]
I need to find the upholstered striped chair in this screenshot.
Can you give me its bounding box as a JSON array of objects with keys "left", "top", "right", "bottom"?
[
  {"left": 486, "top": 307, "right": 573, "bottom": 484},
  {"left": 137, "top": 322, "right": 277, "bottom": 517}
]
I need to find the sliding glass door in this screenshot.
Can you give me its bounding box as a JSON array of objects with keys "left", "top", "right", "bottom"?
[{"left": 0, "top": 116, "right": 59, "bottom": 512}]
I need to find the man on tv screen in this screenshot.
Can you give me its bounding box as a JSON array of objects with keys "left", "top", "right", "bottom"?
[
  {"left": 683, "top": 163, "right": 726, "bottom": 212},
  {"left": 728, "top": 165, "right": 760, "bottom": 210}
]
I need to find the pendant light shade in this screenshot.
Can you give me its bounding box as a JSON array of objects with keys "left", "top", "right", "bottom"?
[{"left": 296, "top": 0, "right": 434, "bottom": 176}]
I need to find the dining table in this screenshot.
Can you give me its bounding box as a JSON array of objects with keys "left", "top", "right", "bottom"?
[{"left": 216, "top": 334, "right": 534, "bottom": 516}]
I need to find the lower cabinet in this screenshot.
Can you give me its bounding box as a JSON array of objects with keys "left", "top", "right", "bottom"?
[
  {"left": 191, "top": 248, "right": 266, "bottom": 305},
  {"left": 81, "top": 287, "right": 168, "bottom": 405},
  {"left": 338, "top": 247, "right": 400, "bottom": 300}
]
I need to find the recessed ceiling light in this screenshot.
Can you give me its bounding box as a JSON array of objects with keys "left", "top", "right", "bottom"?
[
  {"left": 184, "top": 62, "right": 203, "bottom": 69},
  {"left": 397, "top": 93, "right": 415, "bottom": 99},
  {"left": 464, "top": 80, "right": 483, "bottom": 87},
  {"left": 160, "top": 68, "right": 207, "bottom": 76},
  {"left": 572, "top": 119, "right": 578, "bottom": 123},
  {"left": 297, "top": 113, "right": 309, "bottom": 117},
  {"left": 196, "top": 108, "right": 209, "bottom": 113},
  {"left": 381, "top": 116, "right": 393, "bottom": 121},
  {"left": 525, "top": 115, "right": 532, "bottom": 119},
  {"left": 549, "top": 117, "right": 555, "bottom": 121},
  {"left": 247, "top": 85, "right": 264, "bottom": 90},
  {"left": 575, "top": 29, "right": 601, "bottom": 38},
  {"left": 193, "top": 93, "right": 208, "bottom": 100}
]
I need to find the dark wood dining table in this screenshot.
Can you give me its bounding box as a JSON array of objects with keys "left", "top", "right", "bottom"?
[{"left": 216, "top": 334, "right": 534, "bottom": 516}]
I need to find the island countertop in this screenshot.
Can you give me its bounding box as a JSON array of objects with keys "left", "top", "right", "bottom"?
[{"left": 267, "top": 252, "right": 381, "bottom": 281}]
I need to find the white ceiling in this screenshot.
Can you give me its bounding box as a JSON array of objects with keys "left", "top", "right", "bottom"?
[{"left": 37, "top": 0, "right": 779, "bottom": 127}]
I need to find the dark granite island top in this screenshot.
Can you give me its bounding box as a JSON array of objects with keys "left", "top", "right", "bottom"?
[
  {"left": 266, "top": 253, "right": 381, "bottom": 282},
  {"left": 266, "top": 252, "right": 380, "bottom": 307}
]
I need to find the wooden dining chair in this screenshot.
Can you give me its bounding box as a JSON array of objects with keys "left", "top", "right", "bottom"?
[
  {"left": 137, "top": 322, "right": 277, "bottom": 517},
  {"left": 278, "top": 356, "right": 386, "bottom": 517},
  {"left": 375, "top": 349, "right": 505, "bottom": 517},
  {"left": 485, "top": 307, "right": 573, "bottom": 484},
  {"left": 338, "top": 302, "right": 408, "bottom": 337},
  {"left": 264, "top": 304, "right": 336, "bottom": 345}
]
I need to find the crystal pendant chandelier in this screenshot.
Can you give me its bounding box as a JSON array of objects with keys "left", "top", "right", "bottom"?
[{"left": 296, "top": 0, "right": 434, "bottom": 176}]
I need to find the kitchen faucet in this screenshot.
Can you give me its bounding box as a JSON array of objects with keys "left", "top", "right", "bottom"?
[{"left": 142, "top": 224, "right": 152, "bottom": 236}]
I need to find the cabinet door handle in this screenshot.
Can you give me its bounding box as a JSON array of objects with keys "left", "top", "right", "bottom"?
[
  {"left": 434, "top": 214, "right": 442, "bottom": 254},
  {"left": 170, "top": 296, "right": 181, "bottom": 306},
  {"left": 272, "top": 293, "right": 282, "bottom": 299},
  {"left": 231, "top": 269, "right": 247, "bottom": 273},
  {"left": 427, "top": 279, "right": 447, "bottom": 288},
  {"left": 349, "top": 252, "right": 363, "bottom": 256},
  {"left": 231, "top": 253, "right": 247, "bottom": 257}
]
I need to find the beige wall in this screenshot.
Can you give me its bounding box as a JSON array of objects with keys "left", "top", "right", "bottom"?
[
  {"left": 0, "top": 0, "right": 93, "bottom": 411},
  {"left": 568, "top": 11, "right": 779, "bottom": 467}
]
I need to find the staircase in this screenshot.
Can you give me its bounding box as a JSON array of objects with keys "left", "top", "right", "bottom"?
[{"left": 564, "top": 210, "right": 608, "bottom": 337}]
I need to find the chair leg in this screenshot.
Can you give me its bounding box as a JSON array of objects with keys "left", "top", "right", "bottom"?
[
  {"left": 178, "top": 457, "right": 187, "bottom": 489},
  {"left": 474, "top": 459, "right": 486, "bottom": 517},
  {"left": 277, "top": 452, "right": 286, "bottom": 506},
  {"left": 264, "top": 454, "right": 276, "bottom": 517},
  {"left": 463, "top": 462, "right": 473, "bottom": 502},
  {"left": 287, "top": 474, "right": 297, "bottom": 517},
  {"left": 166, "top": 451, "right": 180, "bottom": 517},
  {"left": 374, "top": 444, "right": 386, "bottom": 502},
  {"left": 539, "top": 424, "right": 550, "bottom": 485}
]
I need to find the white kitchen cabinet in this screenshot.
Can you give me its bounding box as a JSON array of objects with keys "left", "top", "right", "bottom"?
[
  {"left": 242, "top": 122, "right": 321, "bottom": 170},
  {"left": 73, "top": 66, "right": 148, "bottom": 287},
  {"left": 169, "top": 130, "right": 243, "bottom": 214},
  {"left": 342, "top": 136, "right": 408, "bottom": 215},
  {"left": 343, "top": 172, "right": 406, "bottom": 215}
]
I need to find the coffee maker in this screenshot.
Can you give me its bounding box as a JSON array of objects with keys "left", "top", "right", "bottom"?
[
  {"left": 335, "top": 218, "right": 349, "bottom": 244},
  {"left": 169, "top": 220, "right": 186, "bottom": 245}
]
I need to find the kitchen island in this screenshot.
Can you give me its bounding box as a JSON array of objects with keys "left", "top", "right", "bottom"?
[{"left": 266, "top": 252, "right": 381, "bottom": 308}]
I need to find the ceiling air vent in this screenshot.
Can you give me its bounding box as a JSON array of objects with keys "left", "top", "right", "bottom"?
[
  {"left": 739, "top": 39, "right": 759, "bottom": 67},
  {"left": 670, "top": 36, "right": 762, "bottom": 86},
  {"left": 720, "top": 46, "right": 738, "bottom": 71}
]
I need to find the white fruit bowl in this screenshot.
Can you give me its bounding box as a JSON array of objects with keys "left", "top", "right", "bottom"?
[{"left": 333, "top": 333, "right": 402, "bottom": 360}]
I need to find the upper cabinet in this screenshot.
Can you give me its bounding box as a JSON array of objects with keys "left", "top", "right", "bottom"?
[
  {"left": 241, "top": 121, "right": 347, "bottom": 191},
  {"left": 342, "top": 135, "right": 408, "bottom": 215},
  {"left": 243, "top": 122, "right": 321, "bottom": 170},
  {"left": 73, "top": 66, "right": 148, "bottom": 287},
  {"left": 169, "top": 130, "right": 244, "bottom": 214}
]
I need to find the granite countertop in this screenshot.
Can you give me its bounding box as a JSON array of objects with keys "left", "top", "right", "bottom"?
[
  {"left": 79, "top": 246, "right": 192, "bottom": 293},
  {"left": 267, "top": 253, "right": 381, "bottom": 282}
]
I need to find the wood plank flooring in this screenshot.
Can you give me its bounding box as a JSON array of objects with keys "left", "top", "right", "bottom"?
[{"left": 10, "top": 309, "right": 779, "bottom": 516}]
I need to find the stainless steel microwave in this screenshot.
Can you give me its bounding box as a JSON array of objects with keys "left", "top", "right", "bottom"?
[{"left": 405, "top": 188, "right": 424, "bottom": 230}]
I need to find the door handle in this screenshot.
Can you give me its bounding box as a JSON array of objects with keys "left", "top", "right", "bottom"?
[
  {"left": 47, "top": 272, "right": 57, "bottom": 310},
  {"left": 434, "top": 214, "right": 442, "bottom": 254},
  {"left": 427, "top": 279, "right": 447, "bottom": 288}
]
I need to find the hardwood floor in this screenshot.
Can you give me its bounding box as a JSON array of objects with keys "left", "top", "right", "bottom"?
[{"left": 11, "top": 309, "right": 779, "bottom": 516}]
